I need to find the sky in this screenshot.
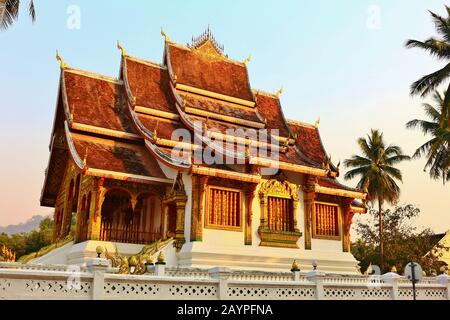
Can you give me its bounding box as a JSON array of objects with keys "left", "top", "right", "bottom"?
[{"left": 0, "top": 1, "right": 448, "bottom": 233}]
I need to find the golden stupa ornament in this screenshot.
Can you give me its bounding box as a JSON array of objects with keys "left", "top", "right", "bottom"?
[
  {"left": 391, "top": 265, "right": 397, "bottom": 273},
  {"left": 156, "top": 251, "right": 166, "bottom": 265},
  {"left": 291, "top": 260, "right": 300, "bottom": 272},
  {"left": 95, "top": 246, "right": 104, "bottom": 258}
]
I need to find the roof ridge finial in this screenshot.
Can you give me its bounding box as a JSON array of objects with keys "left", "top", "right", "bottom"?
[
  {"left": 243, "top": 55, "right": 252, "bottom": 65},
  {"left": 56, "top": 50, "right": 67, "bottom": 70},
  {"left": 83, "top": 147, "right": 89, "bottom": 168},
  {"left": 275, "top": 86, "right": 284, "bottom": 98},
  {"left": 117, "top": 41, "right": 127, "bottom": 57},
  {"left": 314, "top": 117, "right": 321, "bottom": 128},
  {"left": 161, "top": 27, "right": 170, "bottom": 42}
]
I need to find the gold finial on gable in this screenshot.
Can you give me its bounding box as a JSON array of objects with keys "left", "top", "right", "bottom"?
[
  {"left": 243, "top": 55, "right": 252, "bottom": 65},
  {"left": 83, "top": 147, "right": 89, "bottom": 167},
  {"left": 117, "top": 41, "right": 127, "bottom": 57},
  {"left": 275, "top": 86, "right": 284, "bottom": 98},
  {"left": 314, "top": 117, "right": 321, "bottom": 128},
  {"left": 56, "top": 51, "right": 67, "bottom": 70},
  {"left": 131, "top": 96, "right": 137, "bottom": 107},
  {"left": 161, "top": 27, "right": 170, "bottom": 42}
]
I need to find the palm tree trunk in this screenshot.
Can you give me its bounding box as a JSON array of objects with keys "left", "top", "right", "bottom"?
[{"left": 378, "top": 197, "right": 384, "bottom": 272}]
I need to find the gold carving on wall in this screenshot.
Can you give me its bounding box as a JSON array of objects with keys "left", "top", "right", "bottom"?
[
  {"left": 258, "top": 179, "right": 302, "bottom": 248},
  {"left": 163, "top": 173, "right": 188, "bottom": 252}
]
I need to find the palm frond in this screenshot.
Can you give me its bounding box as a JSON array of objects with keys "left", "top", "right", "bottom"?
[
  {"left": 381, "top": 165, "right": 403, "bottom": 182},
  {"left": 405, "top": 38, "right": 450, "bottom": 60},
  {"left": 343, "top": 166, "right": 370, "bottom": 181},
  {"left": 0, "top": 0, "right": 19, "bottom": 30},
  {"left": 406, "top": 119, "right": 438, "bottom": 135},
  {"left": 410, "top": 62, "right": 450, "bottom": 97},
  {"left": 29, "top": 0, "right": 35, "bottom": 23},
  {"left": 343, "top": 155, "right": 372, "bottom": 168},
  {"left": 384, "top": 155, "right": 411, "bottom": 166},
  {"left": 412, "top": 138, "right": 437, "bottom": 159},
  {"left": 428, "top": 9, "right": 450, "bottom": 42},
  {"left": 356, "top": 138, "right": 373, "bottom": 159}
]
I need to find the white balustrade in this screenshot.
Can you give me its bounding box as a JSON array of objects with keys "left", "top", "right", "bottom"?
[{"left": 0, "top": 261, "right": 448, "bottom": 300}]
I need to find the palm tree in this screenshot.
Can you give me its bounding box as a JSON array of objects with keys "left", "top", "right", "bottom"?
[
  {"left": 406, "top": 91, "right": 449, "bottom": 184},
  {"left": 0, "top": 0, "right": 35, "bottom": 30},
  {"left": 405, "top": 6, "right": 450, "bottom": 104},
  {"left": 344, "top": 130, "right": 410, "bottom": 272}
]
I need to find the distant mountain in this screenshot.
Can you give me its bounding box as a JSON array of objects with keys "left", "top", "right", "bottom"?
[{"left": 0, "top": 215, "right": 50, "bottom": 235}]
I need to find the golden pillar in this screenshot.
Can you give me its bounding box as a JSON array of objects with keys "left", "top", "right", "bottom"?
[
  {"left": 245, "top": 184, "right": 257, "bottom": 245},
  {"left": 342, "top": 200, "right": 354, "bottom": 253},
  {"left": 174, "top": 197, "right": 188, "bottom": 250},
  {"left": 88, "top": 178, "right": 106, "bottom": 241},
  {"left": 164, "top": 173, "right": 188, "bottom": 252},
  {"left": 52, "top": 206, "right": 59, "bottom": 242},
  {"left": 303, "top": 176, "right": 317, "bottom": 250},
  {"left": 190, "top": 175, "right": 207, "bottom": 242},
  {"left": 61, "top": 194, "right": 73, "bottom": 239}
]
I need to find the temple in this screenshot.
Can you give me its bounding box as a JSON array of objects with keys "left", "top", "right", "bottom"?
[{"left": 38, "top": 28, "right": 367, "bottom": 273}]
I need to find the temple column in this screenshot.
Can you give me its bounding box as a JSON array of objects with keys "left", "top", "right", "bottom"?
[
  {"left": 88, "top": 178, "right": 106, "bottom": 241},
  {"left": 52, "top": 207, "right": 59, "bottom": 242},
  {"left": 342, "top": 199, "right": 355, "bottom": 253},
  {"left": 174, "top": 196, "right": 188, "bottom": 251},
  {"left": 303, "top": 176, "right": 317, "bottom": 250},
  {"left": 74, "top": 193, "right": 85, "bottom": 243},
  {"left": 245, "top": 184, "right": 257, "bottom": 245},
  {"left": 190, "top": 175, "right": 207, "bottom": 242},
  {"left": 259, "top": 194, "right": 269, "bottom": 229},
  {"left": 61, "top": 194, "right": 73, "bottom": 239},
  {"left": 164, "top": 173, "right": 188, "bottom": 252}
]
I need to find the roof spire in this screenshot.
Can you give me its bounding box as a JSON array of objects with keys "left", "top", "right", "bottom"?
[
  {"left": 56, "top": 51, "right": 67, "bottom": 70},
  {"left": 117, "top": 41, "right": 127, "bottom": 56},
  {"left": 188, "top": 25, "right": 224, "bottom": 55}
]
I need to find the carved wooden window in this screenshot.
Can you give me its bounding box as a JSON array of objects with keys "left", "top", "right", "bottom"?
[
  {"left": 313, "top": 202, "right": 340, "bottom": 239},
  {"left": 206, "top": 187, "right": 242, "bottom": 231},
  {"left": 267, "top": 197, "right": 294, "bottom": 232}
]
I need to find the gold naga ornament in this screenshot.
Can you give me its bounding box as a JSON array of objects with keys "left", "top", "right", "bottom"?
[
  {"left": 0, "top": 244, "right": 16, "bottom": 262},
  {"left": 104, "top": 238, "right": 172, "bottom": 275}
]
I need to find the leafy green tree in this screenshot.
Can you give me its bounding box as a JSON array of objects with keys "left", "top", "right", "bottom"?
[
  {"left": 406, "top": 91, "right": 449, "bottom": 184},
  {"left": 352, "top": 204, "right": 448, "bottom": 275},
  {"left": 0, "top": 217, "right": 53, "bottom": 259},
  {"left": 344, "top": 129, "right": 410, "bottom": 272},
  {"left": 0, "top": 0, "right": 35, "bottom": 30}
]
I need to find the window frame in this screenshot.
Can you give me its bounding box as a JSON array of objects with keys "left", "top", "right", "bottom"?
[
  {"left": 312, "top": 201, "right": 342, "bottom": 240},
  {"left": 267, "top": 195, "right": 295, "bottom": 232},
  {"left": 204, "top": 185, "right": 244, "bottom": 232}
]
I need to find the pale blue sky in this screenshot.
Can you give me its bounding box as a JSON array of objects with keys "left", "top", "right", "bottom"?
[{"left": 0, "top": 1, "right": 448, "bottom": 232}]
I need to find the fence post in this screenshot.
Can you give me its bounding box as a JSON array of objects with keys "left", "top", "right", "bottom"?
[
  {"left": 87, "top": 258, "right": 109, "bottom": 300},
  {"left": 382, "top": 272, "right": 400, "bottom": 300},
  {"left": 155, "top": 263, "right": 166, "bottom": 277},
  {"left": 209, "top": 267, "right": 231, "bottom": 300},
  {"left": 436, "top": 274, "right": 450, "bottom": 300},
  {"left": 306, "top": 270, "right": 326, "bottom": 300}
]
